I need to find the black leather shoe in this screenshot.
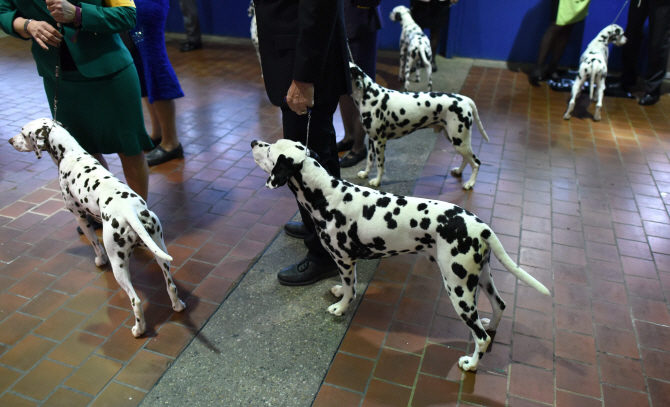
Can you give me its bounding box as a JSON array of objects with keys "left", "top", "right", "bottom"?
[
  {"left": 605, "top": 83, "right": 635, "bottom": 99},
  {"left": 336, "top": 139, "right": 354, "bottom": 153},
  {"left": 639, "top": 94, "right": 660, "bottom": 106},
  {"left": 277, "top": 257, "right": 339, "bottom": 286},
  {"left": 144, "top": 137, "right": 162, "bottom": 152},
  {"left": 340, "top": 149, "right": 366, "bottom": 168},
  {"left": 528, "top": 67, "right": 542, "bottom": 87},
  {"left": 284, "top": 221, "right": 307, "bottom": 239},
  {"left": 146, "top": 144, "right": 184, "bottom": 166},
  {"left": 180, "top": 41, "right": 202, "bottom": 52},
  {"left": 77, "top": 215, "right": 103, "bottom": 235}
]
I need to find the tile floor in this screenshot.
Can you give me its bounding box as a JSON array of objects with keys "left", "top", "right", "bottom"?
[
  {"left": 1, "top": 34, "right": 670, "bottom": 407},
  {"left": 313, "top": 67, "right": 670, "bottom": 406}
]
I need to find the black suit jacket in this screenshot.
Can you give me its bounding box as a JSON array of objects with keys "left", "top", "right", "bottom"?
[{"left": 255, "top": 0, "right": 351, "bottom": 107}]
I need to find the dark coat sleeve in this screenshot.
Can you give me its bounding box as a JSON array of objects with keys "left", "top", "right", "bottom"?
[
  {"left": 256, "top": 0, "right": 350, "bottom": 107},
  {"left": 293, "top": 0, "right": 339, "bottom": 84}
]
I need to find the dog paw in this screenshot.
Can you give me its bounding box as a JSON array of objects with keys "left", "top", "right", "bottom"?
[
  {"left": 357, "top": 170, "right": 368, "bottom": 179},
  {"left": 450, "top": 167, "right": 463, "bottom": 176},
  {"left": 563, "top": 114, "right": 571, "bottom": 120},
  {"left": 593, "top": 114, "right": 601, "bottom": 121},
  {"left": 331, "top": 285, "right": 344, "bottom": 298},
  {"left": 481, "top": 318, "right": 491, "bottom": 330},
  {"left": 458, "top": 356, "right": 478, "bottom": 372},
  {"left": 173, "top": 299, "right": 186, "bottom": 312},
  {"left": 462, "top": 181, "right": 475, "bottom": 190},
  {"left": 369, "top": 178, "right": 381, "bottom": 187},
  {"left": 95, "top": 255, "right": 108, "bottom": 267},
  {"left": 131, "top": 325, "right": 145, "bottom": 338},
  {"left": 327, "top": 302, "right": 347, "bottom": 316}
]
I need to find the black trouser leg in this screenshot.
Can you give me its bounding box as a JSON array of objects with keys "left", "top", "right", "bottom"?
[
  {"left": 621, "top": 0, "right": 650, "bottom": 88},
  {"left": 645, "top": 0, "right": 670, "bottom": 96},
  {"left": 281, "top": 101, "right": 340, "bottom": 264}
]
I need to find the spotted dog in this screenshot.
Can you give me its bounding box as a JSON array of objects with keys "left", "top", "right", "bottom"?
[
  {"left": 390, "top": 5, "right": 433, "bottom": 92},
  {"left": 248, "top": 0, "right": 261, "bottom": 75},
  {"left": 251, "top": 139, "right": 550, "bottom": 372},
  {"left": 564, "top": 24, "right": 626, "bottom": 121},
  {"left": 350, "top": 63, "right": 489, "bottom": 189},
  {"left": 9, "top": 118, "right": 185, "bottom": 337}
]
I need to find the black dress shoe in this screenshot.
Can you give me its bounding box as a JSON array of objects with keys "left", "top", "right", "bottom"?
[
  {"left": 180, "top": 41, "right": 202, "bottom": 52},
  {"left": 639, "top": 94, "right": 660, "bottom": 106},
  {"left": 340, "top": 149, "right": 366, "bottom": 168},
  {"left": 528, "top": 67, "right": 542, "bottom": 87},
  {"left": 144, "top": 137, "right": 162, "bottom": 152},
  {"left": 277, "top": 257, "right": 339, "bottom": 286},
  {"left": 77, "top": 214, "right": 103, "bottom": 235},
  {"left": 284, "top": 221, "right": 307, "bottom": 239},
  {"left": 336, "top": 139, "right": 354, "bottom": 153},
  {"left": 146, "top": 144, "right": 184, "bottom": 166},
  {"left": 605, "top": 83, "right": 635, "bottom": 99}
]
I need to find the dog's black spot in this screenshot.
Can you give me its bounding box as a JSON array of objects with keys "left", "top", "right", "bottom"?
[
  {"left": 467, "top": 274, "right": 479, "bottom": 292},
  {"left": 452, "top": 263, "right": 467, "bottom": 279},
  {"left": 362, "top": 205, "right": 376, "bottom": 220}
]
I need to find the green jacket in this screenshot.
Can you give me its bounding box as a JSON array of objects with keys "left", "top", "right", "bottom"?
[{"left": 0, "top": 0, "right": 136, "bottom": 78}]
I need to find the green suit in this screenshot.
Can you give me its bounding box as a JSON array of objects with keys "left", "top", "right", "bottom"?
[{"left": 0, "top": 0, "right": 152, "bottom": 156}]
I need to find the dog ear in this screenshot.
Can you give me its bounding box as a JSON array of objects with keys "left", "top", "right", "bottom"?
[
  {"left": 266, "top": 154, "right": 300, "bottom": 189},
  {"left": 31, "top": 127, "right": 47, "bottom": 159}
]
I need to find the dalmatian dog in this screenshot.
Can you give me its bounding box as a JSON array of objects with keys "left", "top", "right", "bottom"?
[
  {"left": 564, "top": 24, "right": 626, "bottom": 121},
  {"left": 9, "top": 118, "right": 185, "bottom": 337},
  {"left": 350, "top": 63, "right": 489, "bottom": 189},
  {"left": 248, "top": 0, "right": 262, "bottom": 75},
  {"left": 251, "top": 139, "right": 550, "bottom": 372},
  {"left": 390, "top": 6, "right": 433, "bottom": 92}
]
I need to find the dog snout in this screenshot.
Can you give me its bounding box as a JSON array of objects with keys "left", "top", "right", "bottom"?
[
  {"left": 8, "top": 138, "right": 14, "bottom": 146},
  {"left": 251, "top": 140, "right": 259, "bottom": 148}
]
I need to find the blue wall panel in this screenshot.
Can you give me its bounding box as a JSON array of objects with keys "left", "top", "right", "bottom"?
[{"left": 165, "top": 0, "right": 644, "bottom": 71}]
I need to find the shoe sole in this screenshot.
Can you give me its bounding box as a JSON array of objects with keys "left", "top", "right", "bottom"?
[
  {"left": 284, "top": 229, "right": 307, "bottom": 239},
  {"left": 277, "top": 269, "right": 340, "bottom": 286}
]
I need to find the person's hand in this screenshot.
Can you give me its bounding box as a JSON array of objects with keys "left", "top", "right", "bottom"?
[
  {"left": 450, "top": 0, "right": 458, "bottom": 4},
  {"left": 46, "top": 0, "right": 76, "bottom": 24},
  {"left": 286, "top": 80, "right": 314, "bottom": 115},
  {"left": 27, "top": 20, "right": 63, "bottom": 50}
]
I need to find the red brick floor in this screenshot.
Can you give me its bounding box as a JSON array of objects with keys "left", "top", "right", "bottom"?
[
  {"left": 2, "top": 34, "right": 670, "bottom": 407},
  {"left": 0, "top": 37, "right": 297, "bottom": 406},
  {"left": 314, "top": 69, "right": 670, "bottom": 406}
]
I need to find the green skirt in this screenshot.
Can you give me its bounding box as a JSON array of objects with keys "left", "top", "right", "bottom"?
[{"left": 42, "top": 63, "right": 153, "bottom": 156}]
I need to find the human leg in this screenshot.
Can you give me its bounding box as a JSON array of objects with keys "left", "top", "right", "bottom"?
[
  {"left": 178, "top": 0, "right": 201, "bottom": 50},
  {"left": 278, "top": 101, "right": 340, "bottom": 285},
  {"left": 641, "top": 0, "right": 670, "bottom": 102},
  {"left": 338, "top": 95, "right": 367, "bottom": 167},
  {"left": 118, "top": 152, "right": 149, "bottom": 201},
  {"left": 621, "top": 0, "right": 649, "bottom": 89},
  {"left": 145, "top": 99, "right": 184, "bottom": 165},
  {"left": 144, "top": 98, "right": 162, "bottom": 142}
]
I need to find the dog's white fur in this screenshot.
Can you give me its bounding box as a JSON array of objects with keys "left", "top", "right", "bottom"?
[
  {"left": 390, "top": 6, "right": 433, "bottom": 92},
  {"left": 564, "top": 24, "right": 626, "bottom": 121},
  {"left": 248, "top": 0, "right": 262, "bottom": 76},
  {"left": 350, "top": 63, "right": 489, "bottom": 189},
  {"left": 251, "top": 139, "right": 550, "bottom": 371},
  {"left": 9, "top": 119, "right": 185, "bottom": 337}
]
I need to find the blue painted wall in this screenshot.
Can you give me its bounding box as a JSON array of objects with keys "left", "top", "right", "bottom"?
[{"left": 166, "top": 0, "right": 644, "bottom": 70}]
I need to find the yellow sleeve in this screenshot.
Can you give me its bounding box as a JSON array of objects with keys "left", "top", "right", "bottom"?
[{"left": 104, "top": 0, "right": 136, "bottom": 7}]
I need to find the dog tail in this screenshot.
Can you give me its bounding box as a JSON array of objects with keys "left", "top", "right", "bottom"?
[
  {"left": 484, "top": 229, "right": 550, "bottom": 296},
  {"left": 124, "top": 211, "right": 173, "bottom": 262},
  {"left": 470, "top": 99, "right": 490, "bottom": 143}
]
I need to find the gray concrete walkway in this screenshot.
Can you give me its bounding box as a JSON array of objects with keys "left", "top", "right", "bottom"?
[{"left": 140, "top": 55, "right": 476, "bottom": 407}]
